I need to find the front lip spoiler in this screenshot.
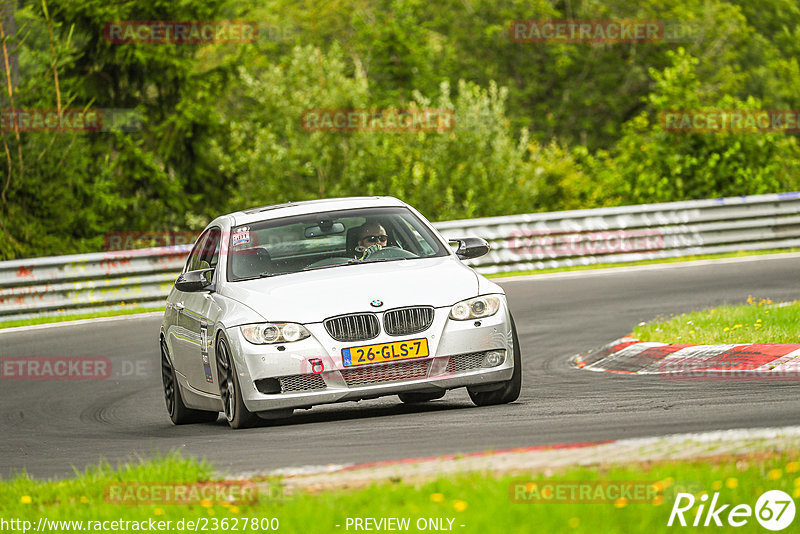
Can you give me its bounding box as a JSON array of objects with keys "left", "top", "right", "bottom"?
[{"left": 239, "top": 365, "right": 513, "bottom": 412}]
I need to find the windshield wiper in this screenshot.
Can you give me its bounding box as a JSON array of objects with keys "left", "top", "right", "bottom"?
[
  {"left": 298, "top": 257, "right": 409, "bottom": 273},
  {"left": 300, "top": 264, "right": 340, "bottom": 272},
  {"left": 346, "top": 257, "right": 408, "bottom": 265},
  {"left": 259, "top": 271, "right": 281, "bottom": 278}
]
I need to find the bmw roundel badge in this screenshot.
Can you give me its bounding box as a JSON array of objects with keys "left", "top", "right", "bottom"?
[{"left": 370, "top": 299, "right": 383, "bottom": 308}]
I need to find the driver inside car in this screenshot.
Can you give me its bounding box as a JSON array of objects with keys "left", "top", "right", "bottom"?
[{"left": 355, "top": 222, "right": 389, "bottom": 260}]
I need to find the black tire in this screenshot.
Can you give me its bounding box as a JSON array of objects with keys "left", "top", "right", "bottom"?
[
  {"left": 467, "top": 315, "right": 522, "bottom": 406},
  {"left": 216, "top": 335, "right": 260, "bottom": 429},
  {"left": 398, "top": 391, "right": 446, "bottom": 404},
  {"left": 160, "top": 339, "right": 219, "bottom": 425}
]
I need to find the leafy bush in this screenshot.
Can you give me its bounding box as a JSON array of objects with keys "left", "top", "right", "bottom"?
[
  {"left": 214, "top": 45, "right": 588, "bottom": 221},
  {"left": 582, "top": 48, "right": 800, "bottom": 204}
]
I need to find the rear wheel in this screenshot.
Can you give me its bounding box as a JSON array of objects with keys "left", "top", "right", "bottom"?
[
  {"left": 160, "top": 339, "right": 219, "bottom": 425},
  {"left": 467, "top": 316, "right": 522, "bottom": 406},
  {"left": 398, "top": 391, "right": 445, "bottom": 404},
  {"left": 216, "top": 336, "right": 260, "bottom": 429}
]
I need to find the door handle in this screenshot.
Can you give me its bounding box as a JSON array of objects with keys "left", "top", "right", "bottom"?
[{"left": 174, "top": 303, "right": 185, "bottom": 311}]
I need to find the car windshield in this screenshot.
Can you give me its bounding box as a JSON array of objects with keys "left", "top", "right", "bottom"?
[{"left": 226, "top": 206, "right": 448, "bottom": 281}]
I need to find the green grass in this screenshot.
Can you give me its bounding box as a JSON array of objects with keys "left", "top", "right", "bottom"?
[
  {"left": 2, "top": 451, "right": 799, "bottom": 533},
  {"left": 0, "top": 306, "right": 164, "bottom": 330},
  {"left": 634, "top": 298, "right": 800, "bottom": 344},
  {"left": 485, "top": 248, "right": 800, "bottom": 279}
]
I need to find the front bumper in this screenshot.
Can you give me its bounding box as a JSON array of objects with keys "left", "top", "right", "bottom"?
[{"left": 225, "top": 297, "right": 515, "bottom": 413}]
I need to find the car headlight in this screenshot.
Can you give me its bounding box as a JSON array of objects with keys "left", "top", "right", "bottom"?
[
  {"left": 240, "top": 323, "right": 311, "bottom": 344},
  {"left": 449, "top": 295, "right": 501, "bottom": 320}
]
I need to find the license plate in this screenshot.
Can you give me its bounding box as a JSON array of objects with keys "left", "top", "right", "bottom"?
[{"left": 342, "top": 338, "right": 429, "bottom": 367}]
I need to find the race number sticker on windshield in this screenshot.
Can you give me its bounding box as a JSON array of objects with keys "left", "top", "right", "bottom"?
[
  {"left": 342, "top": 338, "right": 429, "bottom": 367},
  {"left": 231, "top": 226, "right": 250, "bottom": 247}
]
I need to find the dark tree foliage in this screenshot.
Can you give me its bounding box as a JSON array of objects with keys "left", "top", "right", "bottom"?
[{"left": 1, "top": 0, "right": 799, "bottom": 259}]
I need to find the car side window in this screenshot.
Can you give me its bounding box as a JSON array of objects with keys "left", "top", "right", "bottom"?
[
  {"left": 393, "top": 217, "right": 435, "bottom": 255},
  {"left": 200, "top": 228, "right": 222, "bottom": 271},
  {"left": 185, "top": 230, "right": 211, "bottom": 273}
]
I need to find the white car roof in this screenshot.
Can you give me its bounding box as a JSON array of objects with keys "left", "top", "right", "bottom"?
[{"left": 229, "top": 196, "right": 407, "bottom": 226}]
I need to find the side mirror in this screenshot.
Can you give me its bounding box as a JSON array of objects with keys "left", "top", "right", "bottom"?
[
  {"left": 449, "top": 237, "right": 490, "bottom": 260},
  {"left": 175, "top": 268, "right": 214, "bottom": 292}
]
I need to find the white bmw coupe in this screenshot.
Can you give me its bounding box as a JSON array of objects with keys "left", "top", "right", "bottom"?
[{"left": 160, "top": 197, "right": 521, "bottom": 428}]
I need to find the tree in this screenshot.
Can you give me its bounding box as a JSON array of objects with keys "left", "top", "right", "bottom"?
[{"left": 582, "top": 48, "right": 800, "bottom": 204}]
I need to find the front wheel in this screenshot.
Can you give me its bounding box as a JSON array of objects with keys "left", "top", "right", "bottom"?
[
  {"left": 467, "top": 316, "right": 522, "bottom": 406},
  {"left": 216, "top": 336, "right": 260, "bottom": 429},
  {"left": 161, "top": 339, "right": 219, "bottom": 425}
]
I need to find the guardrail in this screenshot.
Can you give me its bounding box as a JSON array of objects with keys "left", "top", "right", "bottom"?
[
  {"left": 0, "top": 247, "right": 192, "bottom": 321},
  {"left": 2, "top": 192, "right": 799, "bottom": 321},
  {"left": 435, "top": 191, "right": 800, "bottom": 273}
]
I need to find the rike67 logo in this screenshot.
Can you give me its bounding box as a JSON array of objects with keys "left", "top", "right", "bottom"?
[{"left": 668, "top": 490, "right": 795, "bottom": 530}]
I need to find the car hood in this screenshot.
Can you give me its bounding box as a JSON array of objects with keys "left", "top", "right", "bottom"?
[{"left": 220, "top": 256, "right": 480, "bottom": 324}]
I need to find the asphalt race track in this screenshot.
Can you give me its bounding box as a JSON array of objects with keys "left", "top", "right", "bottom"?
[{"left": 2, "top": 254, "right": 800, "bottom": 479}]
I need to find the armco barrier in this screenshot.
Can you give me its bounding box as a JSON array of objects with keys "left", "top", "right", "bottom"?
[
  {"left": 434, "top": 191, "right": 800, "bottom": 273},
  {"left": 0, "top": 247, "right": 191, "bottom": 320},
  {"left": 1, "top": 192, "right": 799, "bottom": 321}
]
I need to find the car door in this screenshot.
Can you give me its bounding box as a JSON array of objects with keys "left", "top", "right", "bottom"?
[
  {"left": 168, "top": 229, "right": 209, "bottom": 384},
  {"left": 171, "top": 227, "right": 222, "bottom": 394}
]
